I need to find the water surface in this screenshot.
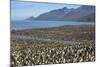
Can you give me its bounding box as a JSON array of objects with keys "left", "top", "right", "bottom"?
[{"left": 11, "top": 20, "right": 95, "bottom": 30}]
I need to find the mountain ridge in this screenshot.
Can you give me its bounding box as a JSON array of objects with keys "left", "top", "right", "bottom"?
[{"left": 26, "top": 5, "right": 95, "bottom": 22}]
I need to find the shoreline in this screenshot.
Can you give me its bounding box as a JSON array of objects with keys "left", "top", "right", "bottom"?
[{"left": 11, "top": 24, "right": 95, "bottom": 31}]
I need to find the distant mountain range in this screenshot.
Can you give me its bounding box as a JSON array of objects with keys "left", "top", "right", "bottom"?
[{"left": 26, "top": 5, "right": 95, "bottom": 22}]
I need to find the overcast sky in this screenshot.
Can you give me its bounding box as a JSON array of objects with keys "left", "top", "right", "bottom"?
[{"left": 11, "top": 1, "right": 81, "bottom": 20}]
